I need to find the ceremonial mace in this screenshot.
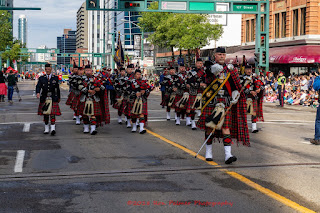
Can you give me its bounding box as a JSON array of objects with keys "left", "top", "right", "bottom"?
[{"left": 195, "top": 80, "right": 250, "bottom": 158}]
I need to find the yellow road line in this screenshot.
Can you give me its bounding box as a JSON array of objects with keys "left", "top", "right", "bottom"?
[{"left": 146, "top": 129, "right": 316, "bottom": 213}]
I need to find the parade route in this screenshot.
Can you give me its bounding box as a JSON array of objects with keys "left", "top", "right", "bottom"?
[{"left": 0, "top": 81, "right": 319, "bottom": 212}]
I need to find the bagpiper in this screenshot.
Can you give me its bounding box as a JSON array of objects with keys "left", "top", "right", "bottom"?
[
  {"left": 66, "top": 62, "right": 82, "bottom": 125},
  {"left": 123, "top": 64, "right": 135, "bottom": 128},
  {"left": 126, "top": 69, "right": 152, "bottom": 134},
  {"left": 185, "top": 58, "right": 206, "bottom": 130},
  {"left": 36, "top": 63, "right": 61, "bottom": 135},
  {"left": 240, "top": 64, "right": 265, "bottom": 133},
  {"left": 174, "top": 64, "right": 188, "bottom": 125},
  {"left": 77, "top": 64, "right": 106, "bottom": 135},
  {"left": 113, "top": 67, "right": 128, "bottom": 124},
  {"left": 160, "top": 68, "right": 173, "bottom": 121},
  {"left": 197, "top": 47, "right": 250, "bottom": 164}
]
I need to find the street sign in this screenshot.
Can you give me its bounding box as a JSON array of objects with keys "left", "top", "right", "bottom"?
[
  {"left": 86, "top": 0, "right": 100, "bottom": 10},
  {"left": 232, "top": 4, "right": 257, "bottom": 12},
  {"left": 93, "top": 53, "right": 102, "bottom": 57},
  {"left": 189, "top": 2, "right": 214, "bottom": 11},
  {"left": 161, "top": 2, "right": 187, "bottom": 10}
]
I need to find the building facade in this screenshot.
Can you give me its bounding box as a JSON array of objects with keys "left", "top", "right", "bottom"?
[
  {"left": 238, "top": 0, "right": 320, "bottom": 74},
  {"left": 87, "top": 0, "right": 105, "bottom": 68},
  {"left": 18, "top": 14, "right": 27, "bottom": 46},
  {"left": 77, "top": 2, "right": 88, "bottom": 49},
  {"left": 57, "top": 29, "right": 77, "bottom": 65}
]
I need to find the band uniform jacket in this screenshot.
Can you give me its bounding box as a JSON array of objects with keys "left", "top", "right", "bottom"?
[{"left": 36, "top": 75, "right": 61, "bottom": 103}]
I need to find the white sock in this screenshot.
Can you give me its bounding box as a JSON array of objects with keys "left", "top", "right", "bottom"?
[
  {"left": 191, "top": 120, "right": 196, "bottom": 129},
  {"left": 176, "top": 117, "right": 180, "bottom": 125},
  {"left": 206, "top": 144, "right": 212, "bottom": 159},
  {"left": 90, "top": 125, "right": 96, "bottom": 133},
  {"left": 224, "top": 146, "right": 232, "bottom": 161},
  {"left": 44, "top": 124, "right": 49, "bottom": 133},
  {"left": 186, "top": 117, "right": 191, "bottom": 126},
  {"left": 127, "top": 119, "right": 132, "bottom": 127},
  {"left": 140, "top": 123, "right": 145, "bottom": 132},
  {"left": 252, "top": 123, "right": 257, "bottom": 132},
  {"left": 50, "top": 124, "right": 55, "bottom": 131},
  {"left": 118, "top": 116, "right": 122, "bottom": 123},
  {"left": 167, "top": 112, "right": 171, "bottom": 120},
  {"left": 175, "top": 113, "right": 178, "bottom": 120},
  {"left": 132, "top": 123, "right": 137, "bottom": 132},
  {"left": 76, "top": 116, "right": 81, "bottom": 124},
  {"left": 83, "top": 124, "right": 89, "bottom": 133}
]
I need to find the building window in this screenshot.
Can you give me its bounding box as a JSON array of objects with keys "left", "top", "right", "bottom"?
[
  {"left": 261, "top": 15, "right": 265, "bottom": 32},
  {"left": 300, "top": 7, "right": 306, "bottom": 35},
  {"left": 250, "top": 19, "right": 255, "bottom": 42},
  {"left": 275, "top": 13, "right": 280, "bottom": 38},
  {"left": 293, "top": 9, "right": 298, "bottom": 36},
  {"left": 246, "top": 20, "right": 250, "bottom": 42},
  {"left": 281, "top": 12, "right": 286, "bottom": 38}
]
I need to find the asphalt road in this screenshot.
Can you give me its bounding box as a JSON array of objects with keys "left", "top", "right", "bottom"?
[{"left": 0, "top": 81, "right": 319, "bottom": 213}]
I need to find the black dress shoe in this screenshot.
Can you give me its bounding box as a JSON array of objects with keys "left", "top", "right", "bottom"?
[
  {"left": 51, "top": 130, "right": 56, "bottom": 136},
  {"left": 91, "top": 130, "right": 97, "bottom": 135},
  {"left": 225, "top": 156, "right": 237, "bottom": 164},
  {"left": 192, "top": 127, "right": 197, "bottom": 130},
  {"left": 252, "top": 130, "right": 259, "bottom": 133},
  {"left": 140, "top": 130, "right": 146, "bottom": 134},
  {"left": 206, "top": 158, "right": 213, "bottom": 161}
]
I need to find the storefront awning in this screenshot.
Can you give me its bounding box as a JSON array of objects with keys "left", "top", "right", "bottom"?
[{"left": 226, "top": 45, "right": 320, "bottom": 65}]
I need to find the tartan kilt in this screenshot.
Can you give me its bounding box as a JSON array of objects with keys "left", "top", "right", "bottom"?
[
  {"left": 70, "top": 95, "right": 80, "bottom": 111},
  {"left": 170, "top": 94, "right": 180, "bottom": 109},
  {"left": 66, "top": 91, "right": 75, "bottom": 105},
  {"left": 186, "top": 94, "right": 196, "bottom": 111},
  {"left": 112, "top": 94, "right": 122, "bottom": 110},
  {"left": 126, "top": 100, "right": 148, "bottom": 117},
  {"left": 160, "top": 94, "right": 169, "bottom": 107},
  {"left": 173, "top": 94, "right": 182, "bottom": 110},
  {"left": 76, "top": 101, "right": 102, "bottom": 116},
  {"left": 38, "top": 102, "right": 61, "bottom": 116},
  {"left": 197, "top": 98, "right": 231, "bottom": 130}
]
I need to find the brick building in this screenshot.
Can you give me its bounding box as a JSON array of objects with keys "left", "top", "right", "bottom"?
[{"left": 228, "top": 0, "right": 320, "bottom": 75}]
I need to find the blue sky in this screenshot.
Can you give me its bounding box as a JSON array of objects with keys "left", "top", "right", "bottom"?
[{"left": 13, "top": 0, "right": 82, "bottom": 49}]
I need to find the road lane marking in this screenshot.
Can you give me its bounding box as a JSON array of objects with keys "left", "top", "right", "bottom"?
[
  {"left": 22, "top": 123, "right": 31, "bottom": 132},
  {"left": 14, "top": 150, "right": 25, "bottom": 173},
  {"left": 146, "top": 129, "right": 316, "bottom": 213}
]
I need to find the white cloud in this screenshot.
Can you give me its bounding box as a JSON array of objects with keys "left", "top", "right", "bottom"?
[{"left": 13, "top": 0, "right": 84, "bottom": 48}]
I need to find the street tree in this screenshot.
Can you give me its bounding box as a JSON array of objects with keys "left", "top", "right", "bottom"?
[
  {"left": 0, "top": 10, "right": 13, "bottom": 52},
  {"left": 139, "top": 4, "right": 224, "bottom": 65}
]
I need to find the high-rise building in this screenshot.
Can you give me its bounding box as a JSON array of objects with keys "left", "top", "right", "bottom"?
[
  {"left": 77, "top": 2, "right": 88, "bottom": 49},
  {"left": 18, "top": 14, "right": 27, "bottom": 46},
  {"left": 57, "top": 29, "right": 77, "bottom": 65},
  {"left": 88, "top": 7, "right": 105, "bottom": 67},
  {"left": 104, "top": 0, "right": 143, "bottom": 68}
]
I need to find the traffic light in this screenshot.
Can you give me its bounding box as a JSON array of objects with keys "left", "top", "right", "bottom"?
[
  {"left": 119, "top": 0, "right": 145, "bottom": 11},
  {"left": 125, "top": 2, "right": 141, "bottom": 8},
  {"left": 260, "top": 33, "right": 266, "bottom": 49},
  {"left": 262, "top": 51, "right": 267, "bottom": 64},
  {"left": 86, "top": 0, "right": 100, "bottom": 10}
]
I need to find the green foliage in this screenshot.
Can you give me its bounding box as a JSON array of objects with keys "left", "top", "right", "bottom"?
[
  {"left": 1, "top": 40, "right": 26, "bottom": 63},
  {"left": 0, "top": 10, "right": 13, "bottom": 52},
  {"left": 138, "top": 4, "right": 224, "bottom": 58}
]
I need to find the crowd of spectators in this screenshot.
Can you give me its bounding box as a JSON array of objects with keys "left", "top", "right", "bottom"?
[{"left": 262, "top": 71, "right": 318, "bottom": 108}]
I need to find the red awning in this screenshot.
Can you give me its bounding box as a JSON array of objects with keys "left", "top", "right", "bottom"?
[{"left": 226, "top": 45, "right": 320, "bottom": 65}]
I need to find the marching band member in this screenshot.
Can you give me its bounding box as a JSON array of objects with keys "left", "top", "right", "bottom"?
[
  {"left": 36, "top": 64, "right": 61, "bottom": 135},
  {"left": 197, "top": 47, "right": 250, "bottom": 164}
]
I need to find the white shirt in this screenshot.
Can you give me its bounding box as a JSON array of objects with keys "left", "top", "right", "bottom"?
[{"left": 301, "top": 79, "right": 308, "bottom": 91}]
